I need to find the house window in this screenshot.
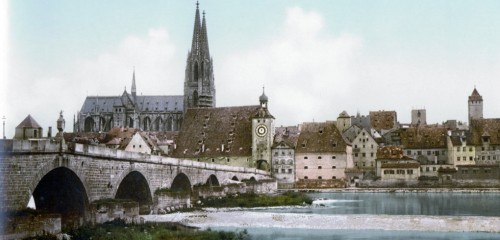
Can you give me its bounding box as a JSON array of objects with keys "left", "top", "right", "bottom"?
[
  {"left": 427, "top": 151, "right": 431, "bottom": 155},
  {"left": 469, "top": 147, "right": 473, "bottom": 152},
  {"left": 304, "top": 176, "right": 308, "bottom": 179},
  {"left": 457, "top": 157, "right": 460, "bottom": 161},
  {"left": 332, "top": 156, "right": 336, "bottom": 159},
  {"left": 318, "top": 156, "right": 322, "bottom": 159},
  {"left": 469, "top": 156, "right": 473, "bottom": 161},
  {"left": 407, "top": 150, "right": 411, "bottom": 155},
  {"left": 211, "top": 158, "right": 215, "bottom": 162},
  {"left": 462, "top": 169, "right": 468, "bottom": 174},
  {"left": 304, "top": 166, "right": 308, "bottom": 169},
  {"left": 318, "top": 176, "right": 322, "bottom": 179},
  {"left": 355, "top": 145, "right": 358, "bottom": 149},
  {"left": 304, "top": 156, "right": 308, "bottom": 159},
  {"left": 371, "top": 153, "right": 374, "bottom": 157},
  {"left": 332, "top": 166, "right": 336, "bottom": 169},
  {"left": 355, "top": 153, "right": 358, "bottom": 157},
  {"left": 362, "top": 162, "right": 366, "bottom": 167},
  {"left": 457, "top": 147, "right": 461, "bottom": 152},
  {"left": 462, "top": 156, "right": 466, "bottom": 161},
  {"left": 407, "top": 170, "right": 413, "bottom": 174},
  {"left": 332, "top": 176, "right": 336, "bottom": 179},
  {"left": 362, "top": 153, "right": 366, "bottom": 157},
  {"left": 275, "top": 169, "right": 279, "bottom": 173},
  {"left": 397, "top": 170, "right": 405, "bottom": 174},
  {"left": 281, "top": 169, "right": 285, "bottom": 173},
  {"left": 463, "top": 147, "right": 466, "bottom": 151},
  {"left": 318, "top": 166, "right": 322, "bottom": 169},
  {"left": 288, "top": 169, "right": 292, "bottom": 173}
]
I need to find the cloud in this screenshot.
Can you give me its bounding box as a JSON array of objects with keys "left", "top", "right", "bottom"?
[
  {"left": 6, "top": 28, "right": 181, "bottom": 137},
  {"left": 217, "top": 7, "right": 363, "bottom": 126}
]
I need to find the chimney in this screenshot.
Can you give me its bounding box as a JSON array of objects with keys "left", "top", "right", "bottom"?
[{"left": 48, "top": 127, "right": 52, "bottom": 138}]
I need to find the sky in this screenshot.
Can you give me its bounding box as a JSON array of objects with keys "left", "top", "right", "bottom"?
[{"left": 3, "top": 0, "right": 500, "bottom": 138}]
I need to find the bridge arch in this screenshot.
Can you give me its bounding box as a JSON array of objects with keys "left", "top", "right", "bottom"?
[
  {"left": 205, "top": 174, "right": 220, "bottom": 187},
  {"left": 231, "top": 176, "right": 239, "bottom": 181},
  {"left": 32, "top": 167, "right": 89, "bottom": 228},
  {"left": 171, "top": 173, "right": 192, "bottom": 192},
  {"left": 115, "top": 171, "right": 153, "bottom": 215}
]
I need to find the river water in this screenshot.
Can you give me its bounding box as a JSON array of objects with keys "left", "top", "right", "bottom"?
[{"left": 215, "top": 192, "right": 500, "bottom": 240}]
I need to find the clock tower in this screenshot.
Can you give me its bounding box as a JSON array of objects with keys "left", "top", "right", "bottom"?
[{"left": 252, "top": 89, "right": 275, "bottom": 171}]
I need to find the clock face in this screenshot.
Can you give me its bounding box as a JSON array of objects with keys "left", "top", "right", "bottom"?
[{"left": 256, "top": 124, "right": 268, "bottom": 137}]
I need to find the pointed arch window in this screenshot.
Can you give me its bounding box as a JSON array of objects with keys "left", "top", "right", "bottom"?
[{"left": 193, "top": 62, "right": 199, "bottom": 81}]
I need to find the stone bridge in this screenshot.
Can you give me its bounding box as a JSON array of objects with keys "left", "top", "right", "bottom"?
[{"left": 0, "top": 139, "right": 274, "bottom": 225}]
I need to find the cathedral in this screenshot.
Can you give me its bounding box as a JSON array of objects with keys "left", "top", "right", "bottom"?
[{"left": 74, "top": 2, "right": 216, "bottom": 132}]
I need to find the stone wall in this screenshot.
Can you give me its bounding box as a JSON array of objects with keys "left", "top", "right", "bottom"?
[
  {"left": 1, "top": 213, "right": 61, "bottom": 240},
  {"left": 294, "top": 179, "right": 345, "bottom": 188},
  {"left": 89, "top": 200, "right": 140, "bottom": 224}
]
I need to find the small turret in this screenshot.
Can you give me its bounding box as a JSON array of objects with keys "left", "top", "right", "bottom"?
[{"left": 259, "top": 86, "right": 268, "bottom": 109}]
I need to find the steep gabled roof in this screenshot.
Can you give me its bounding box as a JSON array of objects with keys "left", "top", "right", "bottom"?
[
  {"left": 400, "top": 126, "right": 448, "bottom": 149},
  {"left": 172, "top": 105, "right": 261, "bottom": 158},
  {"left": 296, "top": 121, "right": 348, "bottom": 153},
  {"left": 469, "top": 118, "right": 500, "bottom": 145},
  {"left": 370, "top": 111, "right": 397, "bottom": 131},
  {"left": 16, "top": 115, "right": 42, "bottom": 129}
]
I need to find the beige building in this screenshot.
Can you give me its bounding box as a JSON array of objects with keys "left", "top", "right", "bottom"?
[
  {"left": 469, "top": 118, "right": 500, "bottom": 164},
  {"left": 14, "top": 115, "right": 43, "bottom": 140},
  {"left": 272, "top": 126, "right": 299, "bottom": 185},
  {"left": 295, "top": 122, "right": 353, "bottom": 181},
  {"left": 375, "top": 146, "right": 420, "bottom": 181},
  {"left": 447, "top": 135, "right": 476, "bottom": 166},
  {"left": 351, "top": 128, "right": 379, "bottom": 173}
]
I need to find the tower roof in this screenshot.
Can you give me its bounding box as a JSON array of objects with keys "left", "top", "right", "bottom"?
[
  {"left": 338, "top": 110, "right": 350, "bottom": 118},
  {"left": 469, "top": 88, "right": 483, "bottom": 101},
  {"left": 190, "top": 1, "right": 210, "bottom": 58},
  {"left": 16, "top": 115, "right": 42, "bottom": 129}
]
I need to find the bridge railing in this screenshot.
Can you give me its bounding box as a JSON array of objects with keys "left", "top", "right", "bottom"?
[{"left": 71, "top": 143, "right": 270, "bottom": 176}]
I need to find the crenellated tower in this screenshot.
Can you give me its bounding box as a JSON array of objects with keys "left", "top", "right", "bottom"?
[{"left": 184, "top": 2, "right": 216, "bottom": 113}]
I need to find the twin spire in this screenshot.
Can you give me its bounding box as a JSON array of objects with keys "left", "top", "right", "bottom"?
[{"left": 191, "top": 1, "right": 210, "bottom": 58}]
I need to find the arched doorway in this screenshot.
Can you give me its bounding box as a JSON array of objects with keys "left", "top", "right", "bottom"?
[
  {"left": 115, "top": 171, "right": 152, "bottom": 214},
  {"left": 256, "top": 159, "right": 269, "bottom": 171},
  {"left": 33, "top": 167, "right": 89, "bottom": 228}
]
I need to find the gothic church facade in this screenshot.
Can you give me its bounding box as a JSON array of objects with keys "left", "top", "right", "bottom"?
[{"left": 74, "top": 3, "right": 215, "bottom": 133}]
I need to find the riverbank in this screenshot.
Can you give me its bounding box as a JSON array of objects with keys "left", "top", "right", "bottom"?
[
  {"left": 142, "top": 210, "right": 500, "bottom": 233},
  {"left": 282, "top": 187, "right": 500, "bottom": 193}
]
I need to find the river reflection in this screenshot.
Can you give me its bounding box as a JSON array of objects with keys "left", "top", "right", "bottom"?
[
  {"left": 252, "top": 192, "right": 500, "bottom": 216},
  {"left": 212, "top": 227, "right": 500, "bottom": 240}
]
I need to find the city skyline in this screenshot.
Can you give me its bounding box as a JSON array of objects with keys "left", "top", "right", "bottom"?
[{"left": 4, "top": 1, "right": 500, "bottom": 137}]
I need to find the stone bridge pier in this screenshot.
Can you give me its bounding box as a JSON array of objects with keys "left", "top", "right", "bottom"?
[{"left": 0, "top": 140, "right": 276, "bottom": 227}]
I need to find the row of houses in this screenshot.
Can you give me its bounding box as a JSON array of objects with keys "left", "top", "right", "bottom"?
[{"left": 13, "top": 88, "right": 499, "bottom": 187}]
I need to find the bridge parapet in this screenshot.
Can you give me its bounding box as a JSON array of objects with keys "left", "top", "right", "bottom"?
[
  {"left": 72, "top": 143, "right": 270, "bottom": 176},
  {"left": 1, "top": 139, "right": 59, "bottom": 153},
  {"left": 0, "top": 140, "right": 271, "bottom": 177}
]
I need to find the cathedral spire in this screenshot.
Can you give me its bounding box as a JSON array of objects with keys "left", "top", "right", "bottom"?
[
  {"left": 190, "top": 1, "right": 202, "bottom": 56},
  {"left": 201, "top": 10, "right": 210, "bottom": 58},
  {"left": 184, "top": 1, "right": 216, "bottom": 112},
  {"left": 131, "top": 67, "right": 137, "bottom": 102}
]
